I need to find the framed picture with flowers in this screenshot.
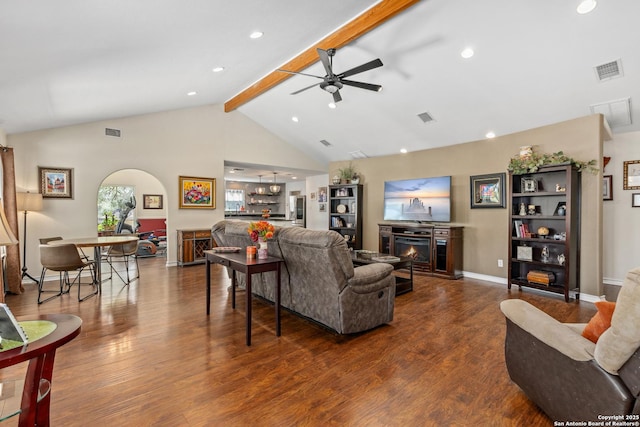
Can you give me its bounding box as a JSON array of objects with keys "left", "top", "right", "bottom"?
[{"left": 179, "top": 176, "right": 215, "bottom": 209}]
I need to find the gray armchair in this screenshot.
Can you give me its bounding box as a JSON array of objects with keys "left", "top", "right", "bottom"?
[{"left": 500, "top": 267, "right": 640, "bottom": 421}]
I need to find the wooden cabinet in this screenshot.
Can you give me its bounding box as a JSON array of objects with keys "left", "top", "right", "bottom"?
[
  {"left": 378, "top": 223, "right": 463, "bottom": 279},
  {"left": 177, "top": 229, "right": 213, "bottom": 266},
  {"left": 508, "top": 164, "right": 581, "bottom": 301},
  {"left": 329, "top": 184, "right": 363, "bottom": 250}
]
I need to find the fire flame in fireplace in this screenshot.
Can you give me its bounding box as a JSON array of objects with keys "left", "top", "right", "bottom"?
[{"left": 403, "top": 246, "right": 419, "bottom": 260}]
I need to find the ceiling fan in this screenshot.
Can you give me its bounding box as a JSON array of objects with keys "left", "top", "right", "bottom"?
[{"left": 278, "top": 48, "right": 383, "bottom": 103}]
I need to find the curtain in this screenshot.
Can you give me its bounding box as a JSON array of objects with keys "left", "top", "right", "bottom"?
[{"left": 0, "top": 133, "right": 22, "bottom": 295}]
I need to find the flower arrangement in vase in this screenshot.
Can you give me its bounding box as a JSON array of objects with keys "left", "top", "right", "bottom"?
[{"left": 248, "top": 220, "right": 275, "bottom": 259}]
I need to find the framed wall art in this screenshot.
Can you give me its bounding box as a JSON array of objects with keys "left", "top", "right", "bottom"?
[
  {"left": 179, "top": 176, "right": 215, "bottom": 209},
  {"left": 603, "top": 175, "right": 613, "bottom": 201},
  {"left": 633, "top": 193, "right": 640, "bottom": 208},
  {"left": 470, "top": 172, "right": 506, "bottom": 209},
  {"left": 38, "top": 166, "right": 73, "bottom": 199},
  {"left": 143, "top": 194, "right": 163, "bottom": 209},
  {"left": 623, "top": 160, "right": 640, "bottom": 190}
]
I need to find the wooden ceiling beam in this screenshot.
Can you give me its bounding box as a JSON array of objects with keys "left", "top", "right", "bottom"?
[{"left": 224, "top": 0, "right": 420, "bottom": 112}]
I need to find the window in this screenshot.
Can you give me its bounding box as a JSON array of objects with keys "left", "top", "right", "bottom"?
[{"left": 224, "top": 189, "right": 245, "bottom": 211}]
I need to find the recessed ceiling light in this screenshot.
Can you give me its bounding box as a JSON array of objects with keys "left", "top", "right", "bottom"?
[
  {"left": 577, "top": 0, "right": 597, "bottom": 14},
  {"left": 292, "top": 176, "right": 298, "bottom": 180},
  {"left": 291, "top": 116, "right": 299, "bottom": 123},
  {"left": 212, "top": 67, "right": 224, "bottom": 73},
  {"left": 485, "top": 131, "right": 496, "bottom": 139},
  {"left": 229, "top": 170, "right": 235, "bottom": 174},
  {"left": 249, "top": 31, "right": 263, "bottom": 39},
  {"left": 461, "top": 47, "right": 474, "bottom": 59},
  {"left": 400, "top": 148, "right": 408, "bottom": 154},
  {"left": 328, "top": 102, "right": 337, "bottom": 109},
  {"left": 187, "top": 91, "right": 197, "bottom": 96}
]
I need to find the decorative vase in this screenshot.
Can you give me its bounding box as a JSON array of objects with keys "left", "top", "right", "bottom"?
[{"left": 258, "top": 239, "right": 268, "bottom": 259}]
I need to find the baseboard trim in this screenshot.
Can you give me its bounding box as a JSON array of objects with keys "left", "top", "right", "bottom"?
[
  {"left": 461, "top": 271, "right": 598, "bottom": 303},
  {"left": 603, "top": 277, "right": 623, "bottom": 287}
]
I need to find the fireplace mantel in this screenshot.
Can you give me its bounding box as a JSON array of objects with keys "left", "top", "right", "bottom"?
[{"left": 378, "top": 223, "right": 463, "bottom": 279}]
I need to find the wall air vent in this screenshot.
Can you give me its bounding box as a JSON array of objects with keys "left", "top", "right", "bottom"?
[
  {"left": 590, "top": 97, "right": 632, "bottom": 127},
  {"left": 417, "top": 111, "right": 435, "bottom": 123},
  {"left": 349, "top": 150, "right": 368, "bottom": 159},
  {"left": 319, "top": 139, "right": 332, "bottom": 147},
  {"left": 105, "top": 128, "right": 121, "bottom": 137},
  {"left": 594, "top": 59, "right": 623, "bottom": 82}
]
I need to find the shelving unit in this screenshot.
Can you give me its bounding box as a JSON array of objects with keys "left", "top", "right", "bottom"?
[
  {"left": 246, "top": 192, "right": 281, "bottom": 206},
  {"left": 508, "top": 164, "right": 581, "bottom": 302},
  {"left": 329, "top": 184, "right": 363, "bottom": 250}
]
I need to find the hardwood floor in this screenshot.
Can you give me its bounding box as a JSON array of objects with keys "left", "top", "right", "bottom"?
[{"left": 2, "top": 257, "right": 596, "bottom": 426}]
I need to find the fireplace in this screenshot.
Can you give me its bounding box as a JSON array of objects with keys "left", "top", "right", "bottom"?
[{"left": 394, "top": 235, "right": 431, "bottom": 272}]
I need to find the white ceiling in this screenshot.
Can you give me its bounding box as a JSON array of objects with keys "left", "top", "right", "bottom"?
[{"left": 2, "top": 1, "right": 638, "bottom": 180}]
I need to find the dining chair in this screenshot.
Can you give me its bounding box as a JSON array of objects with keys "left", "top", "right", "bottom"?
[
  {"left": 104, "top": 238, "right": 139, "bottom": 286},
  {"left": 38, "top": 244, "right": 97, "bottom": 303}
]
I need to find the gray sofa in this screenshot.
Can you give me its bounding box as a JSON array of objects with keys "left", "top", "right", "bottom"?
[{"left": 211, "top": 220, "right": 395, "bottom": 334}]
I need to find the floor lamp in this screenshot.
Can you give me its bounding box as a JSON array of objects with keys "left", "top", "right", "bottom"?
[
  {"left": 16, "top": 192, "right": 43, "bottom": 284},
  {"left": 0, "top": 201, "right": 19, "bottom": 302}
]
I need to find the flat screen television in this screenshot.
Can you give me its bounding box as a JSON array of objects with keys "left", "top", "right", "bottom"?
[{"left": 383, "top": 176, "right": 451, "bottom": 222}]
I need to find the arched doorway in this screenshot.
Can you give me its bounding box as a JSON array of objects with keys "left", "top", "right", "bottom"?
[{"left": 98, "top": 169, "right": 167, "bottom": 257}]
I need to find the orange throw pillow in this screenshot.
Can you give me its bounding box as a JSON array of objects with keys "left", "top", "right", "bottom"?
[{"left": 582, "top": 301, "right": 616, "bottom": 343}]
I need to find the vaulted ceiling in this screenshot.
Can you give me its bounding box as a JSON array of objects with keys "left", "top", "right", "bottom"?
[{"left": 1, "top": 0, "right": 638, "bottom": 175}]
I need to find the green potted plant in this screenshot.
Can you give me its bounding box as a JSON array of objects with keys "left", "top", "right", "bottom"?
[
  {"left": 507, "top": 147, "right": 598, "bottom": 175},
  {"left": 338, "top": 162, "right": 359, "bottom": 184}
]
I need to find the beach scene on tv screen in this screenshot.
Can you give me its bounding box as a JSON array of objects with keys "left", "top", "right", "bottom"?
[{"left": 383, "top": 176, "right": 451, "bottom": 222}]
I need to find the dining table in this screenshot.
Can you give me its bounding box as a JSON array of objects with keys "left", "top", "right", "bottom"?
[{"left": 49, "top": 235, "right": 139, "bottom": 292}]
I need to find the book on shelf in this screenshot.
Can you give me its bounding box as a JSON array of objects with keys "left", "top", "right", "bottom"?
[
  {"left": 514, "top": 220, "right": 523, "bottom": 237},
  {"left": 0, "top": 303, "right": 28, "bottom": 343}
]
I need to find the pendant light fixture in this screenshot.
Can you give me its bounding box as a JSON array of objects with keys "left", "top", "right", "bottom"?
[
  {"left": 270, "top": 172, "right": 281, "bottom": 194},
  {"left": 256, "top": 175, "right": 266, "bottom": 195}
]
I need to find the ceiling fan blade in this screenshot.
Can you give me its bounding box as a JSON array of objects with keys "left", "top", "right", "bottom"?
[
  {"left": 317, "top": 48, "right": 333, "bottom": 76},
  {"left": 291, "top": 82, "right": 321, "bottom": 95},
  {"left": 333, "top": 90, "right": 342, "bottom": 103},
  {"left": 278, "top": 69, "right": 325, "bottom": 79},
  {"left": 341, "top": 79, "right": 382, "bottom": 92},
  {"left": 337, "top": 58, "right": 383, "bottom": 79}
]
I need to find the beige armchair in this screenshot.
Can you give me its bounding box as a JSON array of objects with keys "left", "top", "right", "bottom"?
[{"left": 500, "top": 267, "right": 640, "bottom": 421}]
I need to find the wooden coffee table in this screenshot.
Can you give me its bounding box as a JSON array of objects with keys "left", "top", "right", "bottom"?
[{"left": 351, "top": 251, "right": 414, "bottom": 295}]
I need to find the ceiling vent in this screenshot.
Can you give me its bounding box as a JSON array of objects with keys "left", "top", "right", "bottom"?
[
  {"left": 319, "top": 139, "right": 332, "bottom": 147},
  {"left": 594, "top": 59, "right": 623, "bottom": 82},
  {"left": 105, "top": 128, "right": 121, "bottom": 137},
  {"left": 590, "top": 97, "right": 632, "bottom": 127},
  {"left": 349, "top": 150, "right": 369, "bottom": 159},
  {"left": 417, "top": 111, "right": 435, "bottom": 123}
]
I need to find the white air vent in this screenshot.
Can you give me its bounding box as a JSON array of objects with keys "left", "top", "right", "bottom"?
[
  {"left": 319, "top": 139, "right": 332, "bottom": 147},
  {"left": 594, "top": 59, "right": 623, "bottom": 82},
  {"left": 590, "top": 97, "right": 632, "bottom": 127},
  {"left": 105, "top": 128, "right": 121, "bottom": 137},
  {"left": 349, "top": 150, "right": 369, "bottom": 159},
  {"left": 417, "top": 111, "right": 435, "bottom": 123}
]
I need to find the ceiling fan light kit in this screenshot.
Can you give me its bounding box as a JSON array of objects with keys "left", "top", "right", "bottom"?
[{"left": 279, "top": 47, "right": 383, "bottom": 103}]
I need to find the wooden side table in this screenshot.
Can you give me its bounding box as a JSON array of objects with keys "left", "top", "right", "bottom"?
[
  {"left": 0, "top": 313, "right": 82, "bottom": 426},
  {"left": 205, "top": 250, "right": 283, "bottom": 346}
]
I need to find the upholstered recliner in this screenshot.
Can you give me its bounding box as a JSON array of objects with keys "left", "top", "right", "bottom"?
[
  {"left": 211, "top": 220, "right": 396, "bottom": 334},
  {"left": 500, "top": 267, "right": 640, "bottom": 422}
]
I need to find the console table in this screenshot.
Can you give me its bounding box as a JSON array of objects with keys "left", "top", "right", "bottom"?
[
  {"left": 0, "top": 313, "right": 82, "bottom": 426},
  {"left": 379, "top": 223, "right": 463, "bottom": 279},
  {"left": 204, "top": 250, "right": 283, "bottom": 346}
]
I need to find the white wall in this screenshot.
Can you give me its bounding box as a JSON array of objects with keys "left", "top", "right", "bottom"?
[
  {"left": 8, "top": 104, "right": 326, "bottom": 272},
  {"left": 305, "top": 174, "right": 330, "bottom": 230},
  {"left": 603, "top": 130, "right": 640, "bottom": 283}
]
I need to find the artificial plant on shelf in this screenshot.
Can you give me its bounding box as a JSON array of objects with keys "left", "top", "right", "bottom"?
[
  {"left": 507, "top": 147, "right": 598, "bottom": 175},
  {"left": 337, "top": 162, "right": 359, "bottom": 184}
]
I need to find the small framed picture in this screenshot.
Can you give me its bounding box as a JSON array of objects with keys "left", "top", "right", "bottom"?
[
  {"left": 143, "top": 194, "right": 163, "bottom": 209},
  {"left": 179, "top": 176, "right": 215, "bottom": 209},
  {"left": 632, "top": 193, "right": 640, "bottom": 208},
  {"left": 623, "top": 160, "right": 640, "bottom": 190},
  {"left": 319, "top": 203, "right": 326, "bottom": 212},
  {"left": 470, "top": 173, "right": 506, "bottom": 209},
  {"left": 38, "top": 166, "right": 73, "bottom": 199},
  {"left": 521, "top": 178, "right": 538, "bottom": 193},
  {"left": 603, "top": 175, "right": 613, "bottom": 201},
  {"left": 310, "top": 192, "right": 316, "bottom": 200}
]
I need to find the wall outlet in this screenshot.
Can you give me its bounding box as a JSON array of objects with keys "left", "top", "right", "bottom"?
[{"left": 498, "top": 259, "right": 504, "bottom": 268}]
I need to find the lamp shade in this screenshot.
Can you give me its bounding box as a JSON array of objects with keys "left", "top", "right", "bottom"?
[
  {"left": 16, "top": 192, "right": 43, "bottom": 212},
  {"left": 0, "top": 202, "right": 18, "bottom": 246}
]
